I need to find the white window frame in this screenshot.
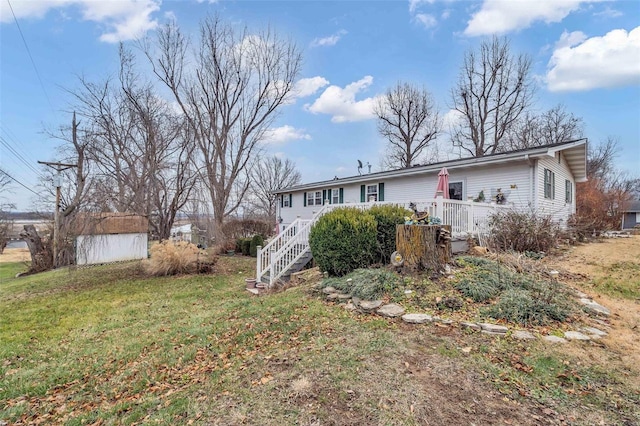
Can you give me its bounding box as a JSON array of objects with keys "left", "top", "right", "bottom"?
[
  {"left": 282, "top": 194, "right": 290, "bottom": 208},
  {"left": 331, "top": 188, "right": 340, "bottom": 204},
  {"left": 307, "top": 191, "right": 322, "bottom": 206},
  {"left": 565, "top": 180, "right": 572, "bottom": 204},
  {"left": 366, "top": 184, "right": 378, "bottom": 202},
  {"left": 448, "top": 181, "right": 464, "bottom": 200},
  {"left": 544, "top": 169, "right": 555, "bottom": 200}
]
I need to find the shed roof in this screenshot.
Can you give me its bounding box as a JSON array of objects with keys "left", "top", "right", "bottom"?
[
  {"left": 71, "top": 213, "right": 149, "bottom": 235},
  {"left": 625, "top": 200, "right": 640, "bottom": 212}
]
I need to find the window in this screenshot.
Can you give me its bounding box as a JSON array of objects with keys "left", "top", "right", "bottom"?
[
  {"left": 544, "top": 169, "right": 555, "bottom": 199},
  {"left": 306, "top": 191, "right": 322, "bottom": 206},
  {"left": 331, "top": 189, "right": 340, "bottom": 204},
  {"left": 282, "top": 194, "right": 290, "bottom": 208},
  {"left": 360, "top": 183, "right": 384, "bottom": 202},
  {"left": 366, "top": 184, "right": 378, "bottom": 201},
  {"left": 565, "top": 180, "right": 572, "bottom": 204},
  {"left": 448, "top": 182, "right": 463, "bottom": 200}
]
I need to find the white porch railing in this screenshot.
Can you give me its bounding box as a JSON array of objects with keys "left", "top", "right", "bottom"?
[{"left": 256, "top": 198, "right": 510, "bottom": 287}]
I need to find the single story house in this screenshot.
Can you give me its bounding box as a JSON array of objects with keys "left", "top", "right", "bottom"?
[
  {"left": 622, "top": 200, "right": 640, "bottom": 230},
  {"left": 274, "top": 139, "right": 587, "bottom": 231},
  {"left": 257, "top": 140, "right": 588, "bottom": 287}
]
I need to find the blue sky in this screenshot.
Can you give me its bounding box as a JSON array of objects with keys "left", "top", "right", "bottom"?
[{"left": 1, "top": 0, "right": 639, "bottom": 211}]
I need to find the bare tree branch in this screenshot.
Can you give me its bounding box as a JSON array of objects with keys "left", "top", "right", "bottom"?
[
  {"left": 374, "top": 82, "right": 440, "bottom": 169},
  {"left": 450, "top": 36, "right": 534, "bottom": 157}
]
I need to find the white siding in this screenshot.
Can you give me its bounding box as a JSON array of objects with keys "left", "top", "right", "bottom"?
[
  {"left": 536, "top": 152, "right": 576, "bottom": 225},
  {"left": 277, "top": 161, "right": 533, "bottom": 227},
  {"left": 76, "top": 233, "right": 148, "bottom": 265}
]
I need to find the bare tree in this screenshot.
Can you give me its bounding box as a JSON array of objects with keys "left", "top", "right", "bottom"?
[
  {"left": 504, "top": 104, "right": 584, "bottom": 151},
  {"left": 250, "top": 155, "right": 301, "bottom": 218},
  {"left": 119, "top": 46, "right": 197, "bottom": 239},
  {"left": 374, "top": 82, "right": 440, "bottom": 168},
  {"left": 575, "top": 137, "right": 640, "bottom": 232},
  {"left": 146, "top": 16, "right": 302, "bottom": 243},
  {"left": 450, "top": 36, "right": 534, "bottom": 157}
]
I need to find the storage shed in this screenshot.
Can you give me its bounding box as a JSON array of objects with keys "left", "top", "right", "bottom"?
[{"left": 73, "top": 213, "right": 148, "bottom": 265}]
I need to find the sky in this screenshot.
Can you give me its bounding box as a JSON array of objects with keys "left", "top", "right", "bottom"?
[{"left": 1, "top": 0, "right": 639, "bottom": 211}]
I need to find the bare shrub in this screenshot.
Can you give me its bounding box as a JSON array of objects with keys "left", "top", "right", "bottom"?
[
  {"left": 488, "top": 210, "right": 559, "bottom": 254},
  {"left": 146, "top": 240, "right": 215, "bottom": 276}
]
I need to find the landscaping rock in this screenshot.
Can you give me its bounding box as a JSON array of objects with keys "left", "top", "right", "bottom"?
[
  {"left": 543, "top": 335, "right": 567, "bottom": 343},
  {"left": 359, "top": 300, "right": 383, "bottom": 312},
  {"left": 481, "top": 330, "right": 506, "bottom": 336},
  {"left": 435, "top": 318, "right": 454, "bottom": 325},
  {"left": 579, "top": 298, "right": 611, "bottom": 316},
  {"left": 326, "top": 293, "right": 339, "bottom": 301},
  {"left": 461, "top": 322, "right": 481, "bottom": 331},
  {"left": 337, "top": 293, "right": 352, "bottom": 300},
  {"left": 581, "top": 326, "right": 607, "bottom": 337},
  {"left": 478, "top": 323, "right": 508, "bottom": 334},
  {"left": 512, "top": 330, "right": 536, "bottom": 340},
  {"left": 564, "top": 331, "right": 591, "bottom": 341},
  {"left": 401, "top": 313, "right": 433, "bottom": 324},
  {"left": 376, "top": 303, "right": 405, "bottom": 318},
  {"left": 322, "top": 286, "right": 338, "bottom": 294},
  {"left": 343, "top": 302, "right": 357, "bottom": 311},
  {"left": 351, "top": 296, "right": 361, "bottom": 307}
]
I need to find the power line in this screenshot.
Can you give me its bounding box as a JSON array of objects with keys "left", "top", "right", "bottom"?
[
  {"left": 6, "top": 0, "right": 54, "bottom": 110},
  {"left": 0, "top": 167, "right": 41, "bottom": 197},
  {"left": 0, "top": 135, "right": 46, "bottom": 179}
]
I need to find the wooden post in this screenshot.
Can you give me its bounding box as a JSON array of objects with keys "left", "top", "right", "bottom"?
[{"left": 396, "top": 224, "right": 451, "bottom": 272}]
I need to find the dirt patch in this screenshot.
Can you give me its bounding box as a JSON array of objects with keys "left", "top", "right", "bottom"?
[
  {"left": 545, "top": 236, "right": 640, "bottom": 377},
  {"left": 0, "top": 248, "right": 30, "bottom": 263}
]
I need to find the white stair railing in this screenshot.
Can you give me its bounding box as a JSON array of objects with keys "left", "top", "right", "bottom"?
[{"left": 257, "top": 204, "right": 332, "bottom": 286}]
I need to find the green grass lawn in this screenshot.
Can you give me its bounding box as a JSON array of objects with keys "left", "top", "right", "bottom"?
[{"left": 1, "top": 258, "right": 638, "bottom": 425}]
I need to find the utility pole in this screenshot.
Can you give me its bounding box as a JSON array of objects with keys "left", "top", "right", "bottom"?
[{"left": 38, "top": 161, "right": 76, "bottom": 268}]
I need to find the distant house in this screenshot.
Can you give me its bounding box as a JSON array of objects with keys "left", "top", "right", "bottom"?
[
  {"left": 170, "top": 224, "right": 193, "bottom": 243},
  {"left": 274, "top": 139, "right": 588, "bottom": 231},
  {"left": 622, "top": 200, "right": 640, "bottom": 230},
  {"left": 73, "top": 213, "right": 148, "bottom": 265}
]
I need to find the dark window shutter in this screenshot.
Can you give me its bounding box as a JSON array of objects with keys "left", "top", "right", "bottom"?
[
  {"left": 339, "top": 188, "right": 344, "bottom": 203},
  {"left": 303, "top": 192, "right": 307, "bottom": 207},
  {"left": 289, "top": 193, "right": 292, "bottom": 208},
  {"left": 322, "top": 189, "right": 327, "bottom": 204},
  {"left": 280, "top": 195, "right": 283, "bottom": 208},
  {"left": 360, "top": 185, "right": 365, "bottom": 202},
  {"left": 379, "top": 182, "right": 385, "bottom": 201}
]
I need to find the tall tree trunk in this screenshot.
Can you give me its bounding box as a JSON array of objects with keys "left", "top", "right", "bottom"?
[{"left": 20, "top": 225, "right": 53, "bottom": 273}]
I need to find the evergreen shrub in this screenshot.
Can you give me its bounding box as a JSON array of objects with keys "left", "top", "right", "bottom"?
[
  {"left": 250, "top": 234, "right": 264, "bottom": 257},
  {"left": 368, "top": 204, "right": 412, "bottom": 264},
  {"left": 309, "top": 207, "right": 377, "bottom": 276}
]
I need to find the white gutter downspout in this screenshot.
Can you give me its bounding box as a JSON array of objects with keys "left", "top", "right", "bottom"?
[{"left": 525, "top": 154, "right": 535, "bottom": 210}]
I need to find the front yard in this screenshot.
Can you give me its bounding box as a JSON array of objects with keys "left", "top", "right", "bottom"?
[{"left": 1, "top": 239, "right": 639, "bottom": 425}]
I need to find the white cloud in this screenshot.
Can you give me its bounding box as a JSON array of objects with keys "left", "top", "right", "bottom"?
[
  {"left": 594, "top": 7, "right": 623, "bottom": 18},
  {"left": 546, "top": 27, "right": 640, "bottom": 92},
  {"left": 464, "top": 0, "right": 601, "bottom": 36},
  {"left": 294, "top": 77, "right": 330, "bottom": 98},
  {"left": 310, "top": 29, "right": 347, "bottom": 47},
  {"left": 263, "top": 125, "right": 311, "bottom": 145},
  {"left": 408, "top": 0, "right": 435, "bottom": 14},
  {"left": 415, "top": 13, "right": 437, "bottom": 29},
  {"left": 305, "top": 76, "right": 378, "bottom": 123},
  {"left": 0, "top": 0, "right": 160, "bottom": 43},
  {"left": 442, "top": 109, "right": 465, "bottom": 129}
]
